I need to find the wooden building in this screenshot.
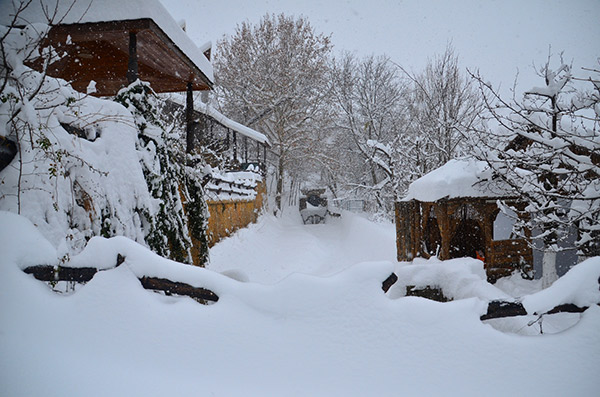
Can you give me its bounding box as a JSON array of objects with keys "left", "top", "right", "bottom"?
[
  {"left": 6, "top": 0, "right": 214, "bottom": 153},
  {"left": 395, "top": 160, "right": 533, "bottom": 282}
]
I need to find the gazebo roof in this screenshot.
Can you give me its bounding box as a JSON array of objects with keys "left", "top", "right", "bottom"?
[
  {"left": 2, "top": 0, "right": 213, "bottom": 95},
  {"left": 403, "top": 159, "right": 513, "bottom": 202}
]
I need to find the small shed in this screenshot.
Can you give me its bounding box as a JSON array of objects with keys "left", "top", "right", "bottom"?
[{"left": 395, "top": 160, "right": 532, "bottom": 282}]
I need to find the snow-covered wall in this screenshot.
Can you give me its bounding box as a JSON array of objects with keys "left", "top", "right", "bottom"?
[{"left": 205, "top": 175, "right": 265, "bottom": 247}]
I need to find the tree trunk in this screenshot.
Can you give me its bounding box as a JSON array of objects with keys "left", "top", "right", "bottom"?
[
  {"left": 542, "top": 249, "right": 558, "bottom": 288},
  {"left": 275, "top": 154, "right": 284, "bottom": 213}
]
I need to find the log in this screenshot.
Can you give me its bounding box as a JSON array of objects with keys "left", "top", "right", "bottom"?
[
  {"left": 22, "top": 254, "right": 125, "bottom": 282},
  {"left": 22, "top": 254, "right": 219, "bottom": 304},
  {"left": 480, "top": 300, "right": 597, "bottom": 321},
  {"left": 381, "top": 273, "right": 398, "bottom": 293},
  {"left": 24, "top": 265, "right": 98, "bottom": 282},
  {"left": 480, "top": 301, "right": 527, "bottom": 320},
  {"left": 139, "top": 277, "right": 219, "bottom": 303},
  {"left": 406, "top": 285, "right": 448, "bottom": 302}
]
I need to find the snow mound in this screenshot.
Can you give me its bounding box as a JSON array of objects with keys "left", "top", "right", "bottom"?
[
  {"left": 0, "top": 211, "right": 57, "bottom": 268},
  {"left": 1, "top": 212, "right": 600, "bottom": 396},
  {"left": 388, "top": 257, "right": 511, "bottom": 301},
  {"left": 523, "top": 257, "right": 600, "bottom": 314}
]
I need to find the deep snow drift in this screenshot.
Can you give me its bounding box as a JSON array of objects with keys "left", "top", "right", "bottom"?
[
  {"left": 1, "top": 210, "right": 599, "bottom": 396},
  {"left": 209, "top": 210, "right": 397, "bottom": 283}
]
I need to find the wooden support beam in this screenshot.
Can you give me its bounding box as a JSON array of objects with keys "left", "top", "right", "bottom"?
[
  {"left": 232, "top": 131, "right": 237, "bottom": 161},
  {"left": 126, "top": 31, "right": 138, "bottom": 84},
  {"left": 186, "top": 82, "right": 194, "bottom": 154}
]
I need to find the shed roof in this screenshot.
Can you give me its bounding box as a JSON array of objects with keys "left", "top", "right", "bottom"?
[
  {"left": 403, "top": 159, "right": 513, "bottom": 202},
  {"left": 1, "top": 0, "right": 213, "bottom": 95}
]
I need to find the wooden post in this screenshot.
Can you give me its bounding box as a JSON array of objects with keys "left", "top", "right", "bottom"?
[
  {"left": 126, "top": 32, "right": 138, "bottom": 84},
  {"left": 232, "top": 131, "right": 237, "bottom": 162},
  {"left": 186, "top": 82, "right": 194, "bottom": 154},
  {"left": 244, "top": 136, "right": 248, "bottom": 163}
]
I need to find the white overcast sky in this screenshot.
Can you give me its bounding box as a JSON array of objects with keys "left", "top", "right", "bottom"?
[{"left": 160, "top": 0, "right": 599, "bottom": 94}]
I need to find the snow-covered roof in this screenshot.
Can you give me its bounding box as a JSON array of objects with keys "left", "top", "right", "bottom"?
[
  {"left": 403, "top": 159, "right": 513, "bottom": 202},
  {"left": 197, "top": 102, "right": 270, "bottom": 145},
  {"left": 167, "top": 94, "right": 270, "bottom": 145},
  {"left": 0, "top": 0, "right": 213, "bottom": 84}
]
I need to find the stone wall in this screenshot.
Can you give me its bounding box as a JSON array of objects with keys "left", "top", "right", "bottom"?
[{"left": 206, "top": 180, "right": 265, "bottom": 247}]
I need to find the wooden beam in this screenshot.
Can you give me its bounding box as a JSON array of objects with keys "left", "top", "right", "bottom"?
[
  {"left": 126, "top": 31, "right": 138, "bottom": 84},
  {"left": 186, "top": 82, "right": 194, "bottom": 154},
  {"left": 232, "top": 131, "right": 237, "bottom": 161}
]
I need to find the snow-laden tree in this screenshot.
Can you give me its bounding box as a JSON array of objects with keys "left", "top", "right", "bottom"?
[
  {"left": 214, "top": 13, "right": 333, "bottom": 212},
  {"left": 470, "top": 54, "right": 600, "bottom": 286},
  {"left": 401, "top": 45, "right": 482, "bottom": 176},
  {"left": 328, "top": 53, "right": 409, "bottom": 212}
]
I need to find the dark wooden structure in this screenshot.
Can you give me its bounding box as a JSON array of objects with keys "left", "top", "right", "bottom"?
[
  {"left": 163, "top": 98, "right": 271, "bottom": 171},
  {"left": 396, "top": 197, "right": 533, "bottom": 282},
  {"left": 38, "top": 19, "right": 212, "bottom": 96},
  {"left": 24, "top": 7, "right": 214, "bottom": 154}
]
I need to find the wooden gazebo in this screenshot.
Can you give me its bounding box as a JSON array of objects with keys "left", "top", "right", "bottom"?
[{"left": 395, "top": 160, "right": 533, "bottom": 282}]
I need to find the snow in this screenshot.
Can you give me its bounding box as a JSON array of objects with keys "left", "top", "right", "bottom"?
[
  {"left": 388, "top": 257, "right": 512, "bottom": 302},
  {"left": 523, "top": 257, "right": 600, "bottom": 314},
  {"left": 205, "top": 169, "right": 262, "bottom": 201},
  {"left": 403, "top": 159, "right": 512, "bottom": 202},
  {"left": 0, "top": 0, "right": 214, "bottom": 83},
  {"left": 1, "top": 211, "right": 600, "bottom": 396},
  {"left": 0, "top": 211, "right": 57, "bottom": 268},
  {"left": 209, "top": 209, "right": 397, "bottom": 284}
]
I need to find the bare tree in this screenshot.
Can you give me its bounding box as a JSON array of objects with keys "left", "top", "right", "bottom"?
[
  {"left": 470, "top": 53, "right": 600, "bottom": 286},
  {"left": 329, "top": 53, "right": 408, "bottom": 212},
  {"left": 214, "top": 13, "right": 332, "bottom": 212},
  {"left": 400, "top": 44, "right": 483, "bottom": 176}
]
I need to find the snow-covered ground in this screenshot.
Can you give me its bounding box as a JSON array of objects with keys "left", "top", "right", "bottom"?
[
  {"left": 209, "top": 209, "right": 397, "bottom": 283},
  {"left": 1, "top": 210, "right": 599, "bottom": 396}
]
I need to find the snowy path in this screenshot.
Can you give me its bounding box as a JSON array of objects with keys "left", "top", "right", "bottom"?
[{"left": 208, "top": 210, "right": 397, "bottom": 283}]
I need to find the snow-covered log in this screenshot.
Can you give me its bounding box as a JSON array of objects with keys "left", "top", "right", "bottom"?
[
  {"left": 480, "top": 300, "right": 595, "bottom": 321},
  {"left": 22, "top": 258, "right": 219, "bottom": 303}
]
